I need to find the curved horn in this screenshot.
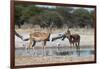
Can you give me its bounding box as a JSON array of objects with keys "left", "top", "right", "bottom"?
[{"left": 15, "top": 31, "right": 23, "bottom": 40}]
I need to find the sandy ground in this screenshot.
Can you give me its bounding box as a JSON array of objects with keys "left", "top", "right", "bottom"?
[
  {"left": 15, "top": 29, "right": 95, "bottom": 66},
  {"left": 15, "top": 55, "right": 94, "bottom": 66}
]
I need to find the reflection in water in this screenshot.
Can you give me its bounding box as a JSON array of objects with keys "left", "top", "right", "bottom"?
[
  {"left": 15, "top": 47, "right": 94, "bottom": 57},
  {"left": 55, "top": 50, "right": 94, "bottom": 57}
]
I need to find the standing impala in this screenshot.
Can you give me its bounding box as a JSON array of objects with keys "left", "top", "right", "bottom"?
[
  {"left": 62, "top": 29, "right": 80, "bottom": 49},
  {"left": 25, "top": 31, "right": 66, "bottom": 55}
]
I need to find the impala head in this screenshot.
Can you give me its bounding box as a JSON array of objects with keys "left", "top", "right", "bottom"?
[{"left": 65, "top": 29, "right": 71, "bottom": 39}]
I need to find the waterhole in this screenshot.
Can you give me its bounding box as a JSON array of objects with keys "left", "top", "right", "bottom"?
[{"left": 15, "top": 47, "right": 94, "bottom": 57}]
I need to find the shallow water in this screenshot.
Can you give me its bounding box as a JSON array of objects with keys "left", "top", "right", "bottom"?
[{"left": 15, "top": 47, "right": 94, "bottom": 57}]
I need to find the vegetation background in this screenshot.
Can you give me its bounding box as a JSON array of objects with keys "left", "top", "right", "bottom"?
[{"left": 15, "top": 4, "right": 95, "bottom": 30}]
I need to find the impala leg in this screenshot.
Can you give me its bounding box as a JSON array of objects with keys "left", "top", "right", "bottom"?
[
  {"left": 32, "top": 47, "right": 35, "bottom": 56},
  {"left": 76, "top": 42, "right": 80, "bottom": 50},
  {"left": 57, "top": 43, "right": 60, "bottom": 53},
  {"left": 32, "top": 40, "right": 36, "bottom": 47},
  {"left": 70, "top": 43, "right": 72, "bottom": 49},
  {"left": 42, "top": 46, "right": 44, "bottom": 56},
  {"left": 32, "top": 40, "right": 36, "bottom": 56},
  {"left": 76, "top": 42, "right": 80, "bottom": 56},
  {"left": 26, "top": 47, "right": 29, "bottom": 53},
  {"left": 73, "top": 43, "right": 74, "bottom": 46},
  {"left": 75, "top": 42, "right": 77, "bottom": 47},
  {"left": 29, "top": 38, "right": 33, "bottom": 49},
  {"left": 43, "top": 41, "right": 46, "bottom": 56},
  {"left": 27, "top": 38, "right": 32, "bottom": 53},
  {"left": 44, "top": 41, "right": 46, "bottom": 46},
  {"left": 78, "top": 41, "right": 80, "bottom": 47},
  {"left": 70, "top": 43, "right": 72, "bottom": 48},
  {"left": 78, "top": 41, "right": 80, "bottom": 56},
  {"left": 75, "top": 42, "right": 78, "bottom": 49}
]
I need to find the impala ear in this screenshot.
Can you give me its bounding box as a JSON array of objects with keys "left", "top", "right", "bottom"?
[{"left": 67, "top": 29, "right": 71, "bottom": 34}]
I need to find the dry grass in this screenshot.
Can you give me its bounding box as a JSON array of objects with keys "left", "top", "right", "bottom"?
[{"left": 15, "top": 28, "right": 94, "bottom": 35}]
